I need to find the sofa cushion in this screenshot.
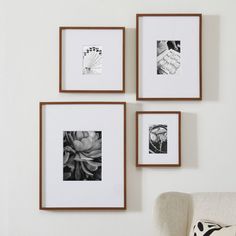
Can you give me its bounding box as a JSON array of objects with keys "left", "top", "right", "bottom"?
[{"left": 193, "top": 220, "right": 236, "bottom": 235}]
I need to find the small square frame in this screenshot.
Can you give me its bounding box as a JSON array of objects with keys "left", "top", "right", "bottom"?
[{"left": 59, "top": 27, "right": 125, "bottom": 93}]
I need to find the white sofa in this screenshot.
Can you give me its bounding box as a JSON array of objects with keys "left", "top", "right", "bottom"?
[{"left": 154, "top": 192, "right": 236, "bottom": 236}]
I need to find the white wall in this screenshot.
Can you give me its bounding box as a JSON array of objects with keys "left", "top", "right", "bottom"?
[{"left": 1, "top": 0, "right": 236, "bottom": 235}]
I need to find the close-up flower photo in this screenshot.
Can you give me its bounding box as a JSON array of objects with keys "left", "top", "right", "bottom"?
[
  {"left": 63, "top": 131, "right": 102, "bottom": 181},
  {"left": 149, "top": 124, "right": 168, "bottom": 154}
]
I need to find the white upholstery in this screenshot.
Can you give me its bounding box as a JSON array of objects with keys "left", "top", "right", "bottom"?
[{"left": 154, "top": 192, "right": 236, "bottom": 236}]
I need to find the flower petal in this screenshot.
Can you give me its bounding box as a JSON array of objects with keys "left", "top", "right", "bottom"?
[
  {"left": 81, "top": 162, "right": 93, "bottom": 176},
  {"left": 75, "top": 161, "right": 81, "bottom": 180},
  {"left": 82, "top": 150, "right": 101, "bottom": 158},
  {"left": 81, "top": 138, "right": 93, "bottom": 150},
  {"left": 87, "top": 139, "right": 102, "bottom": 152},
  {"left": 63, "top": 152, "right": 70, "bottom": 164},
  {"left": 73, "top": 140, "right": 84, "bottom": 151},
  {"left": 87, "top": 160, "right": 101, "bottom": 167},
  {"left": 63, "top": 172, "right": 71, "bottom": 180},
  {"left": 75, "top": 131, "right": 83, "bottom": 140},
  {"left": 84, "top": 161, "right": 98, "bottom": 172}
]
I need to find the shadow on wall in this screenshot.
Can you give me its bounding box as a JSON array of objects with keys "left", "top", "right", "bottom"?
[
  {"left": 126, "top": 102, "right": 143, "bottom": 212},
  {"left": 203, "top": 15, "right": 220, "bottom": 101},
  {"left": 125, "top": 28, "right": 136, "bottom": 95},
  {"left": 181, "top": 113, "right": 198, "bottom": 169}
]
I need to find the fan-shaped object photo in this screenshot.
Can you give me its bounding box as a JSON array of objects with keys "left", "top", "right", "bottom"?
[{"left": 82, "top": 46, "right": 102, "bottom": 75}]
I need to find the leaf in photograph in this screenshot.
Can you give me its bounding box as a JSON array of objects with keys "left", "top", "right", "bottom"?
[
  {"left": 81, "top": 162, "right": 93, "bottom": 176},
  {"left": 68, "top": 132, "right": 74, "bottom": 144},
  {"left": 64, "top": 131, "right": 74, "bottom": 146},
  {"left": 79, "top": 153, "right": 94, "bottom": 161},
  {"left": 65, "top": 155, "right": 75, "bottom": 171},
  {"left": 75, "top": 161, "right": 81, "bottom": 180},
  {"left": 87, "top": 160, "right": 101, "bottom": 167},
  {"left": 63, "top": 152, "right": 70, "bottom": 164},
  {"left": 84, "top": 161, "right": 98, "bottom": 172},
  {"left": 64, "top": 146, "right": 76, "bottom": 153},
  {"left": 64, "top": 172, "right": 71, "bottom": 180},
  {"left": 82, "top": 150, "right": 101, "bottom": 158}
]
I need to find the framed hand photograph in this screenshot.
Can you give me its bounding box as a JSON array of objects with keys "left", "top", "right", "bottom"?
[
  {"left": 59, "top": 27, "right": 125, "bottom": 93},
  {"left": 136, "top": 111, "right": 181, "bottom": 167},
  {"left": 136, "top": 14, "right": 202, "bottom": 100},
  {"left": 39, "top": 102, "right": 126, "bottom": 209}
]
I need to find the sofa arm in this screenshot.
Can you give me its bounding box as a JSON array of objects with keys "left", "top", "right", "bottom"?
[{"left": 154, "top": 192, "right": 190, "bottom": 236}]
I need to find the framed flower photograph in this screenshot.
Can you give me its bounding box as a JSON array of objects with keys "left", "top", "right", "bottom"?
[
  {"left": 59, "top": 27, "right": 125, "bottom": 93},
  {"left": 39, "top": 102, "right": 126, "bottom": 209},
  {"left": 136, "top": 111, "right": 181, "bottom": 167},
  {"left": 136, "top": 14, "right": 202, "bottom": 100}
]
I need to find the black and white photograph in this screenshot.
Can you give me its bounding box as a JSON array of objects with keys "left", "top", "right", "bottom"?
[
  {"left": 157, "top": 40, "right": 181, "bottom": 75},
  {"left": 82, "top": 46, "right": 102, "bottom": 75},
  {"left": 63, "top": 131, "right": 102, "bottom": 181},
  {"left": 149, "top": 124, "right": 168, "bottom": 154}
]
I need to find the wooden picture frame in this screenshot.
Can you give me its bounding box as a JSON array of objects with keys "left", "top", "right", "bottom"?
[
  {"left": 59, "top": 27, "right": 125, "bottom": 93},
  {"left": 39, "top": 102, "right": 126, "bottom": 210},
  {"left": 136, "top": 14, "right": 202, "bottom": 100},
  {"left": 136, "top": 111, "right": 181, "bottom": 167}
]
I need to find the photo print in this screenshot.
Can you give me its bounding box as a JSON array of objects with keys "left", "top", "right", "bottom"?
[
  {"left": 63, "top": 131, "right": 102, "bottom": 181},
  {"left": 82, "top": 46, "right": 102, "bottom": 75},
  {"left": 156, "top": 40, "right": 181, "bottom": 75},
  {"left": 149, "top": 124, "right": 167, "bottom": 154}
]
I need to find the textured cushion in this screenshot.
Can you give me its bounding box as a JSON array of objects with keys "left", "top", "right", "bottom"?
[
  {"left": 193, "top": 220, "right": 236, "bottom": 235},
  {"left": 154, "top": 192, "right": 236, "bottom": 236}
]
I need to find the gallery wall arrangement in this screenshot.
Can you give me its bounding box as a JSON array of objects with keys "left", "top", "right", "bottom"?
[{"left": 39, "top": 13, "right": 202, "bottom": 210}]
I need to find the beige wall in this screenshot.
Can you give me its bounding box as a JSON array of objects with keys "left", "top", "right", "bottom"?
[{"left": 1, "top": 0, "right": 236, "bottom": 235}]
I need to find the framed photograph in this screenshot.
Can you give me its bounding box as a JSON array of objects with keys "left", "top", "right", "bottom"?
[
  {"left": 136, "top": 14, "right": 202, "bottom": 100},
  {"left": 136, "top": 111, "right": 181, "bottom": 166},
  {"left": 59, "top": 27, "right": 125, "bottom": 93},
  {"left": 39, "top": 102, "right": 126, "bottom": 209}
]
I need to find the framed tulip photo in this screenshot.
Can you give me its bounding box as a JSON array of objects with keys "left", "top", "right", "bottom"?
[
  {"left": 39, "top": 102, "right": 126, "bottom": 210},
  {"left": 136, "top": 111, "right": 181, "bottom": 167},
  {"left": 136, "top": 14, "right": 202, "bottom": 100}
]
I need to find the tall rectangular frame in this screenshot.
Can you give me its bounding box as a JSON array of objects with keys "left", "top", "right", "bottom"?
[
  {"left": 136, "top": 14, "right": 202, "bottom": 100},
  {"left": 39, "top": 102, "right": 126, "bottom": 210}
]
